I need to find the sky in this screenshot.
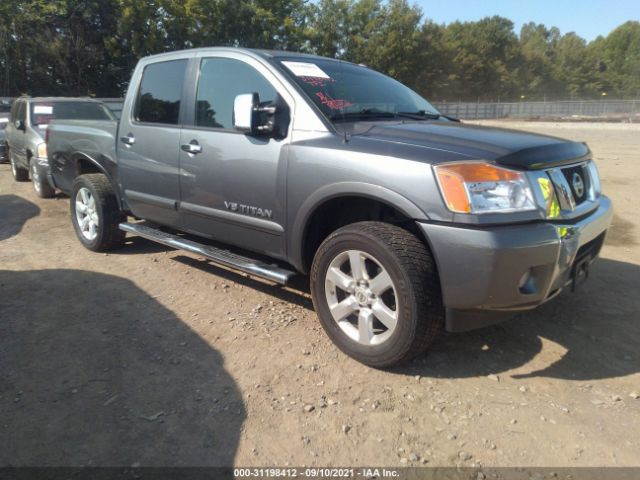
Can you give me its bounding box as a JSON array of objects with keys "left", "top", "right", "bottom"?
[{"left": 413, "top": 0, "right": 639, "bottom": 41}]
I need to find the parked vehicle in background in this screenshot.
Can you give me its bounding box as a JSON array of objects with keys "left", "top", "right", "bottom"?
[
  {"left": 5, "top": 97, "right": 115, "bottom": 197},
  {"left": 0, "top": 121, "right": 8, "bottom": 164},
  {"left": 47, "top": 48, "right": 612, "bottom": 367},
  {"left": 0, "top": 101, "right": 10, "bottom": 163}
]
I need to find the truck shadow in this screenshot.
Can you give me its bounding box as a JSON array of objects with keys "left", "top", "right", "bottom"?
[
  {"left": 395, "top": 257, "right": 640, "bottom": 381},
  {"left": 173, "top": 255, "right": 314, "bottom": 310},
  {"left": 0, "top": 268, "right": 244, "bottom": 469},
  {"left": 0, "top": 194, "right": 40, "bottom": 241},
  {"left": 173, "top": 250, "right": 639, "bottom": 382}
]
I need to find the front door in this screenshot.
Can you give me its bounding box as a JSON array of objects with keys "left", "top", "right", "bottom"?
[
  {"left": 178, "top": 54, "right": 292, "bottom": 259},
  {"left": 7, "top": 101, "right": 26, "bottom": 168},
  {"left": 117, "top": 58, "right": 189, "bottom": 226}
]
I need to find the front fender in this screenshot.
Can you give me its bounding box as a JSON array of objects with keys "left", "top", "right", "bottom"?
[{"left": 288, "top": 182, "right": 429, "bottom": 271}]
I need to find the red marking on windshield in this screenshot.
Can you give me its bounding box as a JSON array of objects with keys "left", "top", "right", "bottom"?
[
  {"left": 300, "top": 76, "right": 335, "bottom": 87},
  {"left": 316, "top": 92, "right": 353, "bottom": 110}
]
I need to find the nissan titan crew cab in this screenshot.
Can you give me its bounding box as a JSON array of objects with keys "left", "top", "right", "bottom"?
[{"left": 47, "top": 48, "right": 612, "bottom": 367}]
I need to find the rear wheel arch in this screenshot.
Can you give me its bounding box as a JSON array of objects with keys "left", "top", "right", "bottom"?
[
  {"left": 70, "top": 173, "right": 126, "bottom": 251},
  {"left": 71, "top": 154, "right": 124, "bottom": 210}
]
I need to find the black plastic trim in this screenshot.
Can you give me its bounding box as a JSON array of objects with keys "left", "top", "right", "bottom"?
[{"left": 497, "top": 141, "right": 591, "bottom": 170}]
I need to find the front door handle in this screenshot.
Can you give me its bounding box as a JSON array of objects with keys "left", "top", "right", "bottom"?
[
  {"left": 120, "top": 134, "right": 136, "bottom": 145},
  {"left": 181, "top": 141, "right": 202, "bottom": 155}
]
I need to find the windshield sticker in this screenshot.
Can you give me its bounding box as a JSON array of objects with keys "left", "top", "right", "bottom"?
[
  {"left": 33, "top": 105, "right": 53, "bottom": 114},
  {"left": 282, "top": 61, "right": 330, "bottom": 79},
  {"left": 316, "top": 92, "right": 353, "bottom": 110}
]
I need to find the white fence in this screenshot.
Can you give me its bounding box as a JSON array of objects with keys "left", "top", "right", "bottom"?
[{"left": 433, "top": 99, "right": 640, "bottom": 120}]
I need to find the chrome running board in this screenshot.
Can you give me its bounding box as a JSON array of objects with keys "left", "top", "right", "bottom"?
[{"left": 119, "top": 222, "right": 296, "bottom": 285}]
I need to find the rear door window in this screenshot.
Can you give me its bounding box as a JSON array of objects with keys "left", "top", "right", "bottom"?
[{"left": 135, "top": 59, "right": 188, "bottom": 125}]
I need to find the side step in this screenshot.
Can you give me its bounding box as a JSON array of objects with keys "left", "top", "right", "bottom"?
[{"left": 119, "top": 222, "right": 296, "bottom": 285}]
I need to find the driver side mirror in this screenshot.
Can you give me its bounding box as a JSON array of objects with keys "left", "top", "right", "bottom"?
[
  {"left": 15, "top": 120, "right": 25, "bottom": 131},
  {"left": 233, "top": 93, "right": 281, "bottom": 137}
]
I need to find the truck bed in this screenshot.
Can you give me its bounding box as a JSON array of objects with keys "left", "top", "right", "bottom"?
[{"left": 47, "top": 119, "right": 119, "bottom": 193}]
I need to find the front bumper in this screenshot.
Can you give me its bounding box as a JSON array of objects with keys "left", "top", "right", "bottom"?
[
  {"left": 34, "top": 156, "right": 56, "bottom": 189},
  {"left": 418, "top": 196, "right": 613, "bottom": 332}
]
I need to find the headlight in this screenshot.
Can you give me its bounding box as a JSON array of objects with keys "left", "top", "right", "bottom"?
[
  {"left": 434, "top": 162, "right": 536, "bottom": 214},
  {"left": 586, "top": 160, "right": 601, "bottom": 197},
  {"left": 37, "top": 142, "right": 48, "bottom": 159}
]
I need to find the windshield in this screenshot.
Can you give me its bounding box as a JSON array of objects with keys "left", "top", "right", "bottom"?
[
  {"left": 276, "top": 58, "right": 439, "bottom": 122},
  {"left": 30, "top": 101, "right": 115, "bottom": 127}
]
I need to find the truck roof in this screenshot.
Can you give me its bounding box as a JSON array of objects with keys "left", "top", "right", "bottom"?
[
  {"left": 18, "top": 96, "right": 104, "bottom": 103},
  {"left": 142, "top": 47, "right": 350, "bottom": 65}
]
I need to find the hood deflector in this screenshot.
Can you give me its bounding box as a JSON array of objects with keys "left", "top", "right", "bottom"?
[{"left": 496, "top": 141, "right": 591, "bottom": 170}]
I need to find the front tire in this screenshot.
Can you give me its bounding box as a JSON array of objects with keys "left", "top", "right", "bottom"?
[
  {"left": 30, "top": 158, "right": 55, "bottom": 198},
  {"left": 70, "top": 174, "right": 126, "bottom": 251},
  {"left": 310, "top": 221, "right": 444, "bottom": 368},
  {"left": 10, "top": 154, "right": 29, "bottom": 182}
]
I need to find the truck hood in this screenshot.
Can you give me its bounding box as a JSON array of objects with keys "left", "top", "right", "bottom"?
[{"left": 352, "top": 121, "right": 590, "bottom": 169}]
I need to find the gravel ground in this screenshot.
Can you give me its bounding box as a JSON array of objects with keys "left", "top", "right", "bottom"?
[{"left": 0, "top": 121, "right": 639, "bottom": 468}]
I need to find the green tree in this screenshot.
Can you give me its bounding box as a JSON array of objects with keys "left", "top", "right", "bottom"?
[
  {"left": 553, "top": 32, "right": 600, "bottom": 98},
  {"left": 590, "top": 21, "right": 640, "bottom": 97},
  {"left": 444, "top": 16, "right": 521, "bottom": 101},
  {"left": 518, "top": 22, "right": 560, "bottom": 98}
]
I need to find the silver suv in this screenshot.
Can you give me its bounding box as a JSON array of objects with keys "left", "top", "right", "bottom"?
[{"left": 5, "top": 97, "right": 115, "bottom": 197}]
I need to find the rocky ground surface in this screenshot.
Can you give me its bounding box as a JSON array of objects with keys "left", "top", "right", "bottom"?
[{"left": 1, "top": 121, "right": 639, "bottom": 468}]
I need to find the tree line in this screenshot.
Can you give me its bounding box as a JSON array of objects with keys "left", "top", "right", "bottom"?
[{"left": 1, "top": 0, "right": 639, "bottom": 101}]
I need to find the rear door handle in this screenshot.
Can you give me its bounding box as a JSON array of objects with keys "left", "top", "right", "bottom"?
[
  {"left": 120, "top": 134, "right": 135, "bottom": 145},
  {"left": 181, "top": 141, "right": 202, "bottom": 155}
]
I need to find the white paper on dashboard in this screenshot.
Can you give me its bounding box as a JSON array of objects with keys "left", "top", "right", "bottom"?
[
  {"left": 281, "top": 61, "right": 330, "bottom": 79},
  {"left": 33, "top": 105, "right": 53, "bottom": 114}
]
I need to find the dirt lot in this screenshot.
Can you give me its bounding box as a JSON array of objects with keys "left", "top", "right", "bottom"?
[{"left": 1, "top": 121, "right": 639, "bottom": 469}]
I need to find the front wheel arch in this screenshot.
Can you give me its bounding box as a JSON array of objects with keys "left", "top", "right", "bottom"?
[{"left": 290, "top": 183, "right": 429, "bottom": 273}]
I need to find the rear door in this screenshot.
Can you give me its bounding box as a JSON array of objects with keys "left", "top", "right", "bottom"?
[
  {"left": 117, "top": 58, "right": 189, "bottom": 226},
  {"left": 178, "top": 53, "right": 294, "bottom": 258}
]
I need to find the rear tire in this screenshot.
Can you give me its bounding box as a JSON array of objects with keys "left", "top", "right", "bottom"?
[
  {"left": 10, "top": 154, "right": 29, "bottom": 182},
  {"left": 70, "top": 174, "right": 126, "bottom": 251},
  {"left": 30, "top": 158, "right": 55, "bottom": 198},
  {"left": 310, "top": 221, "right": 444, "bottom": 368}
]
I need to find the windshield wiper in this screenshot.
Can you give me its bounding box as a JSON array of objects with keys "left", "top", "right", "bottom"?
[
  {"left": 396, "top": 110, "right": 441, "bottom": 120},
  {"left": 329, "top": 109, "right": 398, "bottom": 122},
  {"left": 330, "top": 109, "right": 442, "bottom": 122}
]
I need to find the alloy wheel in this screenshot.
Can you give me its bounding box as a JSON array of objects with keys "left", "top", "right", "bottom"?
[
  {"left": 324, "top": 249, "right": 399, "bottom": 346},
  {"left": 75, "top": 187, "right": 99, "bottom": 241}
]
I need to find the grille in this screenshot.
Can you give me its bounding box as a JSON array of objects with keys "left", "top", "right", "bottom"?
[{"left": 561, "top": 164, "right": 590, "bottom": 206}]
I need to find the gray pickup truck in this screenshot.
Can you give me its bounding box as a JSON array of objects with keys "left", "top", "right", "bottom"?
[{"left": 47, "top": 48, "right": 612, "bottom": 367}]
